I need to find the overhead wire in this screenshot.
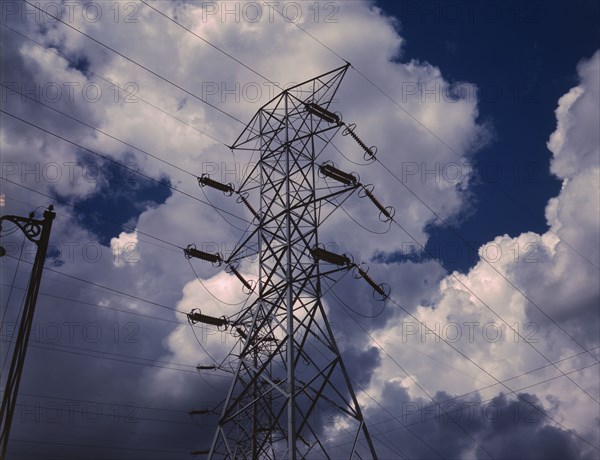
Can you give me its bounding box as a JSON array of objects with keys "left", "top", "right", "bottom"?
[
  {"left": 0, "top": 111, "right": 252, "bottom": 226},
  {"left": 325, "top": 281, "right": 495, "bottom": 459},
  {"left": 384, "top": 293, "right": 599, "bottom": 451},
  {"left": 0, "top": 178, "right": 185, "bottom": 252},
  {"left": 331, "top": 360, "right": 600, "bottom": 447},
  {"left": 266, "top": 0, "right": 600, "bottom": 273},
  {"left": 3, "top": 252, "right": 186, "bottom": 316},
  {"left": 259, "top": 0, "right": 600, "bottom": 399},
  {"left": 1, "top": 280, "right": 186, "bottom": 327},
  {"left": 139, "top": 0, "right": 283, "bottom": 92},
  {"left": 400, "top": 346, "right": 600, "bottom": 426},
  {"left": 382, "top": 204, "right": 600, "bottom": 406},
  {"left": 266, "top": 0, "right": 600, "bottom": 365},
  {"left": 131, "top": 6, "right": 536, "bottom": 452},
  {"left": 1, "top": 23, "right": 229, "bottom": 146},
  {"left": 21, "top": 0, "right": 248, "bottom": 129},
  {"left": 0, "top": 257, "right": 30, "bottom": 379},
  {"left": 7, "top": 2, "right": 596, "bottom": 452},
  {"left": 0, "top": 83, "right": 201, "bottom": 179},
  {"left": 300, "top": 278, "right": 443, "bottom": 460},
  {"left": 321, "top": 177, "right": 392, "bottom": 235},
  {"left": 137, "top": 3, "right": 598, "bottom": 408}
]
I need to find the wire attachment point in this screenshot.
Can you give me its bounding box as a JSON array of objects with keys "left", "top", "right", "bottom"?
[
  {"left": 184, "top": 244, "right": 223, "bottom": 266},
  {"left": 353, "top": 263, "right": 389, "bottom": 299},
  {"left": 310, "top": 245, "right": 352, "bottom": 266},
  {"left": 236, "top": 192, "right": 259, "bottom": 220},
  {"left": 342, "top": 123, "right": 377, "bottom": 161},
  {"left": 188, "top": 308, "right": 228, "bottom": 329},
  {"left": 198, "top": 174, "right": 234, "bottom": 196},
  {"left": 305, "top": 102, "right": 341, "bottom": 124},
  {"left": 319, "top": 161, "right": 358, "bottom": 186},
  {"left": 225, "top": 263, "right": 254, "bottom": 293},
  {"left": 359, "top": 185, "right": 394, "bottom": 222}
]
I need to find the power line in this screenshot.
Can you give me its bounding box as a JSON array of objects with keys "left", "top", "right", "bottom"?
[
  {"left": 21, "top": 0, "right": 248, "bottom": 129},
  {"left": 326, "top": 281, "right": 494, "bottom": 460},
  {"left": 262, "top": 0, "right": 600, "bottom": 370},
  {"left": 384, "top": 294, "right": 599, "bottom": 452},
  {"left": 9, "top": 438, "right": 189, "bottom": 455},
  {"left": 0, "top": 83, "right": 199, "bottom": 179},
  {"left": 268, "top": 1, "right": 600, "bottom": 273},
  {"left": 0, "top": 111, "right": 251, "bottom": 226},
  {"left": 379, "top": 158, "right": 600, "bottom": 370},
  {"left": 1, "top": 23, "right": 229, "bottom": 146},
  {"left": 6, "top": 5, "right": 597, "bottom": 455},
  {"left": 358, "top": 360, "right": 600, "bottom": 443},
  {"left": 139, "top": 0, "right": 283, "bottom": 91},
  {"left": 382, "top": 206, "right": 600, "bottom": 406},
  {"left": 1, "top": 336, "right": 201, "bottom": 376},
  {"left": 328, "top": 283, "right": 599, "bottom": 450},
  {"left": 3, "top": 253, "right": 185, "bottom": 316},
  {"left": 138, "top": 0, "right": 599, "bottom": 382},
  {"left": 2, "top": 177, "right": 184, "bottom": 252}
]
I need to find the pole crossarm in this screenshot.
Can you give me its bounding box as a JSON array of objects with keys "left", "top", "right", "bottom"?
[{"left": 0, "top": 206, "right": 56, "bottom": 458}]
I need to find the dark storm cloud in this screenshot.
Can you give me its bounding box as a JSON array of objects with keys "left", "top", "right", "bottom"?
[{"left": 362, "top": 384, "right": 593, "bottom": 460}]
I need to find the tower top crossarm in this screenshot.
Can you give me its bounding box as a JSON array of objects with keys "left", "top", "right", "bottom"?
[{"left": 230, "top": 63, "right": 350, "bottom": 153}]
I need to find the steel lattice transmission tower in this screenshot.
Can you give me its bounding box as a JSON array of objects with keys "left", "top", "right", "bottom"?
[{"left": 188, "top": 64, "right": 391, "bottom": 459}]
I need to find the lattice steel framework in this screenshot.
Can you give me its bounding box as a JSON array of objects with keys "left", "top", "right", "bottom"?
[{"left": 197, "top": 64, "right": 380, "bottom": 459}]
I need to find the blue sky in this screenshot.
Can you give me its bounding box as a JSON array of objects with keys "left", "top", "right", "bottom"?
[
  {"left": 380, "top": 0, "right": 599, "bottom": 272},
  {"left": 0, "top": 1, "right": 598, "bottom": 459}
]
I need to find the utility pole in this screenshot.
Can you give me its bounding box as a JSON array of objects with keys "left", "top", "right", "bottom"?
[
  {"left": 0, "top": 205, "right": 56, "bottom": 459},
  {"left": 187, "top": 65, "right": 392, "bottom": 459}
]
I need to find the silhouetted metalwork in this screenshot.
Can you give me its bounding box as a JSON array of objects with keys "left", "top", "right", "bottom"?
[
  {"left": 188, "top": 64, "right": 390, "bottom": 459},
  {"left": 0, "top": 206, "right": 56, "bottom": 458}
]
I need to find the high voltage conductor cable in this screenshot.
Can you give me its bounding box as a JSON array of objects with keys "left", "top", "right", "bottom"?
[
  {"left": 1, "top": 23, "right": 228, "bottom": 146},
  {"left": 0, "top": 237, "right": 25, "bottom": 330},
  {"left": 1, "top": 339, "right": 232, "bottom": 399},
  {"left": 396, "top": 346, "right": 600, "bottom": 426},
  {"left": 264, "top": 0, "right": 600, "bottom": 288},
  {"left": 3, "top": 253, "right": 186, "bottom": 316},
  {"left": 21, "top": 0, "right": 249, "bottom": 129},
  {"left": 389, "top": 361, "right": 600, "bottom": 439},
  {"left": 0, "top": 262, "right": 30, "bottom": 378},
  {"left": 375, "top": 157, "right": 600, "bottom": 368},
  {"left": 382, "top": 208, "right": 600, "bottom": 405},
  {"left": 324, "top": 118, "right": 600, "bottom": 394},
  {"left": 294, "top": 281, "right": 441, "bottom": 460},
  {"left": 353, "top": 63, "right": 600, "bottom": 271},
  {"left": 186, "top": 259, "right": 247, "bottom": 307},
  {"left": 138, "top": 0, "right": 283, "bottom": 93},
  {"left": 10, "top": 438, "right": 190, "bottom": 455},
  {"left": 319, "top": 164, "right": 393, "bottom": 235},
  {"left": 383, "top": 294, "right": 600, "bottom": 451},
  {"left": 198, "top": 182, "right": 251, "bottom": 232},
  {"left": 143, "top": 0, "right": 599, "bottom": 279},
  {"left": 1, "top": 194, "right": 182, "bottom": 257},
  {"left": 1, "top": 274, "right": 243, "bottom": 378},
  {"left": 196, "top": 174, "right": 255, "bottom": 230},
  {"left": 333, "top": 360, "right": 600, "bottom": 448},
  {"left": 318, "top": 135, "right": 600, "bottom": 401},
  {"left": 2, "top": 337, "right": 231, "bottom": 395},
  {"left": 0, "top": 280, "right": 190, "bottom": 328},
  {"left": 326, "top": 293, "right": 495, "bottom": 460},
  {"left": 0, "top": 111, "right": 251, "bottom": 226},
  {"left": 12, "top": 391, "right": 201, "bottom": 418},
  {"left": 1, "top": 179, "right": 182, "bottom": 253},
  {"left": 0, "top": 83, "right": 204, "bottom": 178},
  {"left": 0, "top": 336, "right": 199, "bottom": 374}
]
